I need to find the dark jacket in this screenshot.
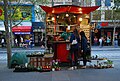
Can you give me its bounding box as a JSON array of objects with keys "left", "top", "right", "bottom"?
[
  {"left": 81, "top": 36, "right": 88, "bottom": 52},
  {"left": 70, "top": 33, "right": 80, "bottom": 49}
]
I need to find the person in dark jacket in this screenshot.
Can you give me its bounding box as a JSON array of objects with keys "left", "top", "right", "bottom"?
[
  {"left": 69, "top": 28, "right": 80, "bottom": 70},
  {"left": 80, "top": 31, "right": 88, "bottom": 69}
]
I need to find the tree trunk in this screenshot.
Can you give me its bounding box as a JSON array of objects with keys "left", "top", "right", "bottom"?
[
  {"left": 3, "top": 0, "right": 12, "bottom": 68},
  {"left": 9, "top": 0, "right": 14, "bottom": 47}
]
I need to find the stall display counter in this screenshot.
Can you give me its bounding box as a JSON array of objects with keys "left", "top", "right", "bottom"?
[
  {"left": 52, "top": 41, "right": 71, "bottom": 62},
  {"left": 27, "top": 54, "right": 53, "bottom": 68}
]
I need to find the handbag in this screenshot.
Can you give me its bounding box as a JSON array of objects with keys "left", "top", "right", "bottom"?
[{"left": 72, "top": 39, "right": 78, "bottom": 45}]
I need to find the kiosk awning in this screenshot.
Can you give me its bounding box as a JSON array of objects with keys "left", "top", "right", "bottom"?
[
  {"left": 12, "top": 26, "right": 31, "bottom": 32},
  {"left": 40, "top": 5, "right": 100, "bottom": 14}
]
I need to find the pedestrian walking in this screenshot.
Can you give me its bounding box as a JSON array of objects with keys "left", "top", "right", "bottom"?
[
  {"left": 94, "top": 36, "right": 98, "bottom": 46},
  {"left": 20, "top": 36, "right": 24, "bottom": 47},
  {"left": 29, "top": 36, "right": 33, "bottom": 49},
  {"left": 106, "top": 37, "right": 111, "bottom": 46},
  {"left": 68, "top": 28, "right": 80, "bottom": 70},
  {"left": 99, "top": 37, "right": 103, "bottom": 48},
  {"left": 15, "top": 38, "right": 18, "bottom": 47},
  {"left": 114, "top": 36, "right": 118, "bottom": 48}
]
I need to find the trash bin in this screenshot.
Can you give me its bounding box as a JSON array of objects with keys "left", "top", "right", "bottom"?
[{"left": 10, "top": 52, "right": 28, "bottom": 68}]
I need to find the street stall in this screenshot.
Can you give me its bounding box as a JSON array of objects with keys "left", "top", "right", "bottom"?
[
  {"left": 13, "top": 5, "right": 100, "bottom": 72},
  {"left": 40, "top": 5, "right": 99, "bottom": 63}
]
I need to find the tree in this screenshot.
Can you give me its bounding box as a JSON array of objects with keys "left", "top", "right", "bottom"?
[
  {"left": 2, "top": 0, "right": 49, "bottom": 68},
  {"left": 3, "top": 0, "right": 12, "bottom": 68},
  {"left": 2, "top": 0, "right": 33, "bottom": 68},
  {"left": 29, "top": 0, "right": 49, "bottom": 21}
]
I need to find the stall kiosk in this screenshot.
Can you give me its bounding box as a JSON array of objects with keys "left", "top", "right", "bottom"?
[{"left": 40, "top": 5, "right": 99, "bottom": 63}]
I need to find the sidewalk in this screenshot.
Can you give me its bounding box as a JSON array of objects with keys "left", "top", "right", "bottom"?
[
  {"left": 0, "top": 46, "right": 120, "bottom": 52},
  {"left": 0, "top": 60, "right": 120, "bottom": 81},
  {"left": 0, "top": 47, "right": 120, "bottom": 81},
  {"left": 0, "top": 47, "right": 43, "bottom": 53},
  {"left": 92, "top": 46, "right": 120, "bottom": 51}
]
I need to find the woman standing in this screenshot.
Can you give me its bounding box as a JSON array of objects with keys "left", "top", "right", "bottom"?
[
  {"left": 80, "top": 31, "right": 88, "bottom": 69},
  {"left": 69, "top": 28, "right": 80, "bottom": 70}
]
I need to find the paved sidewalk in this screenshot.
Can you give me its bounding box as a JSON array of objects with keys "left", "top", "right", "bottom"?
[
  {"left": 0, "top": 60, "right": 120, "bottom": 81},
  {"left": 0, "top": 46, "right": 120, "bottom": 81},
  {"left": 91, "top": 46, "right": 120, "bottom": 51}
]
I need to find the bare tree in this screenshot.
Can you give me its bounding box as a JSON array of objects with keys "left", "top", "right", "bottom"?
[
  {"left": 3, "top": 0, "right": 12, "bottom": 68},
  {"left": 2, "top": 0, "right": 31, "bottom": 68},
  {"left": 29, "top": 0, "right": 49, "bottom": 21}
]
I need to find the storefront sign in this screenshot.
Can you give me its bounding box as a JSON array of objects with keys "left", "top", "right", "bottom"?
[
  {"left": 14, "top": 32, "right": 31, "bottom": 34},
  {"left": 100, "top": 22, "right": 108, "bottom": 27}
]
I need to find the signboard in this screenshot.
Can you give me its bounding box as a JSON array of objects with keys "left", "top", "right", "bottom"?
[
  {"left": 0, "top": 6, "right": 32, "bottom": 21},
  {"left": 14, "top": 32, "right": 31, "bottom": 34}
]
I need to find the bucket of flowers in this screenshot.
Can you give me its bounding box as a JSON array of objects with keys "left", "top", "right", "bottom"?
[{"left": 52, "top": 59, "right": 61, "bottom": 71}]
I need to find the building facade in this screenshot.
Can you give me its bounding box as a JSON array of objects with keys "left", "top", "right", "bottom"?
[
  {"left": 90, "top": 0, "right": 120, "bottom": 46},
  {"left": 0, "top": 2, "right": 35, "bottom": 47}
]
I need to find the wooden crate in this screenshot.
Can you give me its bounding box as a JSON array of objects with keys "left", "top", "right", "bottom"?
[{"left": 29, "top": 57, "right": 53, "bottom": 68}]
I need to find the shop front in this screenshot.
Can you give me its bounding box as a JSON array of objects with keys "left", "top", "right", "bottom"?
[
  {"left": 100, "top": 27, "right": 120, "bottom": 46},
  {"left": 32, "top": 22, "right": 45, "bottom": 46},
  {"left": 40, "top": 5, "right": 99, "bottom": 63},
  {"left": 12, "top": 26, "right": 32, "bottom": 46},
  {"left": 92, "top": 22, "right": 120, "bottom": 46}
]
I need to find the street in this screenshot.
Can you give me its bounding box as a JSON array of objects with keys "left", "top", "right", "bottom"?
[
  {"left": 1, "top": 46, "right": 120, "bottom": 61},
  {"left": 0, "top": 46, "right": 120, "bottom": 81}
]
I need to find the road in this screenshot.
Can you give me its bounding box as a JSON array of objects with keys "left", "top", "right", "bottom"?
[{"left": 0, "top": 46, "right": 120, "bottom": 61}]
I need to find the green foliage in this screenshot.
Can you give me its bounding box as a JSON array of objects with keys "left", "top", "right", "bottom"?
[
  {"left": 0, "top": 5, "right": 32, "bottom": 21},
  {"left": 114, "top": 0, "right": 120, "bottom": 3},
  {"left": 105, "top": 10, "right": 112, "bottom": 20},
  {"left": 114, "top": 0, "right": 120, "bottom": 11},
  {"left": 107, "top": 60, "right": 113, "bottom": 64},
  {"left": 92, "top": 10, "right": 101, "bottom": 20}
]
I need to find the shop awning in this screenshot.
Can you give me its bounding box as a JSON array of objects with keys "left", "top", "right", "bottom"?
[
  {"left": 40, "top": 5, "right": 100, "bottom": 14},
  {"left": 12, "top": 26, "right": 31, "bottom": 32}
]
